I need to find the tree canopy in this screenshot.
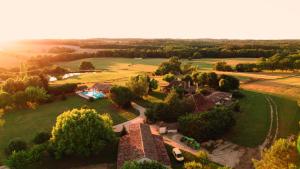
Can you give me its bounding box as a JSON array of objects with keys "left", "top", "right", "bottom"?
[{"left": 50, "top": 108, "right": 116, "bottom": 158}]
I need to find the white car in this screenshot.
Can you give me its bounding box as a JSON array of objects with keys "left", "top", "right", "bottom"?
[{"left": 172, "top": 148, "right": 184, "bottom": 162}]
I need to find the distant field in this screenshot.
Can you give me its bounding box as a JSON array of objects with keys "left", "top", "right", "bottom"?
[
  {"left": 57, "top": 57, "right": 258, "bottom": 71},
  {"left": 0, "top": 96, "right": 137, "bottom": 163},
  {"left": 53, "top": 57, "right": 258, "bottom": 85}
]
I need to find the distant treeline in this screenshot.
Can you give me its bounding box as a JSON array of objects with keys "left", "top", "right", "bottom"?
[
  {"left": 215, "top": 53, "right": 300, "bottom": 72},
  {"left": 20, "top": 39, "right": 300, "bottom": 66}
]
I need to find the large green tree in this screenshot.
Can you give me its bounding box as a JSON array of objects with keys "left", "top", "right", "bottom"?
[
  {"left": 110, "top": 86, "right": 135, "bottom": 108},
  {"left": 50, "top": 108, "right": 116, "bottom": 158},
  {"left": 126, "top": 74, "right": 150, "bottom": 97}
]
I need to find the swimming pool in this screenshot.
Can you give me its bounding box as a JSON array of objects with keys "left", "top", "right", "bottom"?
[{"left": 81, "top": 91, "right": 106, "bottom": 99}]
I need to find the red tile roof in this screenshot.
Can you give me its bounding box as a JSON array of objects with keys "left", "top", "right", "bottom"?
[
  {"left": 117, "top": 124, "right": 171, "bottom": 169},
  {"left": 190, "top": 93, "right": 214, "bottom": 112}
]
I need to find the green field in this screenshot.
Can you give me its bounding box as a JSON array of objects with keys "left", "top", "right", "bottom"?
[
  {"left": 57, "top": 57, "right": 257, "bottom": 71},
  {"left": 225, "top": 90, "right": 270, "bottom": 147},
  {"left": 0, "top": 96, "right": 137, "bottom": 162}
]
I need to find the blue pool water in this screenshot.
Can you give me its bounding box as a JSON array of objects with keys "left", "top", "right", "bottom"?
[{"left": 81, "top": 91, "right": 106, "bottom": 99}]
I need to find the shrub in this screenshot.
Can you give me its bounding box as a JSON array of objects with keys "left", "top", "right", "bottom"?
[
  {"left": 6, "top": 138, "right": 27, "bottom": 155},
  {"left": 32, "top": 132, "right": 51, "bottom": 144},
  {"left": 50, "top": 108, "right": 116, "bottom": 158},
  {"left": 214, "top": 62, "right": 233, "bottom": 72},
  {"left": 5, "top": 144, "right": 47, "bottom": 169},
  {"left": 47, "top": 83, "right": 77, "bottom": 96},
  {"left": 110, "top": 86, "right": 135, "bottom": 108},
  {"left": 25, "top": 86, "right": 49, "bottom": 103},
  {"left": 122, "top": 160, "right": 167, "bottom": 169},
  {"left": 5, "top": 151, "right": 31, "bottom": 169},
  {"left": 12, "top": 91, "right": 28, "bottom": 107},
  {"left": 149, "top": 78, "right": 158, "bottom": 92},
  {"left": 184, "top": 161, "right": 203, "bottom": 169}
]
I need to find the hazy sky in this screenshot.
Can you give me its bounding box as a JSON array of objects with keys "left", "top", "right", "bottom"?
[{"left": 0, "top": 0, "right": 300, "bottom": 41}]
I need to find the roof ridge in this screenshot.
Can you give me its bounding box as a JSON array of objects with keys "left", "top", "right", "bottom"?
[{"left": 138, "top": 124, "right": 146, "bottom": 158}]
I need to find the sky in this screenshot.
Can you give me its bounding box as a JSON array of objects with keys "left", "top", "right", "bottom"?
[{"left": 0, "top": 0, "right": 300, "bottom": 42}]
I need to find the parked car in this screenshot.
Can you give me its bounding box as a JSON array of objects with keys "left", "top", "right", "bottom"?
[{"left": 172, "top": 148, "right": 184, "bottom": 162}]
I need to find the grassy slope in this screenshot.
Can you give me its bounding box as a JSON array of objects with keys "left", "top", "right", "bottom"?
[
  {"left": 271, "top": 95, "right": 300, "bottom": 138},
  {"left": 225, "top": 90, "right": 270, "bottom": 147},
  {"left": 0, "top": 96, "right": 137, "bottom": 162}
]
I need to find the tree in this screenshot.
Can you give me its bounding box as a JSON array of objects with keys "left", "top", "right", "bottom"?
[
  {"left": 253, "top": 138, "right": 299, "bottom": 169},
  {"left": 79, "top": 61, "right": 95, "bottom": 70},
  {"left": 155, "top": 56, "right": 182, "bottom": 75},
  {"left": 122, "top": 160, "right": 167, "bottom": 169},
  {"left": 110, "top": 86, "right": 135, "bottom": 108},
  {"left": 25, "top": 86, "right": 49, "bottom": 103},
  {"left": 218, "top": 75, "right": 240, "bottom": 90},
  {"left": 219, "top": 79, "right": 230, "bottom": 92},
  {"left": 24, "top": 76, "right": 44, "bottom": 88},
  {"left": 149, "top": 78, "right": 158, "bottom": 92},
  {"left": 207, "top": 72, "right": 218, "bottom": 89},
  {"left": 0, "top": 91, "right": 12, "bottom": 108},
  {"left": 163, "top": 73, "right": 176, "bottom": 83},
  {"left": 126, "top": 74, "right": 149, "bottom": 97},
  {"left": 50, "top": 108, "right": 116, "bottom": 158}
]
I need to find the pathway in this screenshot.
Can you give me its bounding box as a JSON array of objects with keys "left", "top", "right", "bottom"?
[{"left": 113, "top": 102, "right": 146, "bottom": 132}]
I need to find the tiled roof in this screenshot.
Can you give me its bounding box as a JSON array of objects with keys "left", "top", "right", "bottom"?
[
  {"left": 117, "top": 124, "right": 171, "bottom": 169},
  {"left": 190, "top": 93, "right": 214, "bottom": 112}
]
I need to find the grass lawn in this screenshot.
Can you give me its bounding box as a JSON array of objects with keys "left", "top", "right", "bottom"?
[
  {"left": 0, "top": 95, "right": 137, "bottom": 163},
  {"left": 135, "top": 91, "right": 167, "bottom": 108},
  {"left": 225, "top": 90, "right": 270, "bottom": 147},
  {"left": 270, "top": 95, "right": 300, "bottom": 138}
]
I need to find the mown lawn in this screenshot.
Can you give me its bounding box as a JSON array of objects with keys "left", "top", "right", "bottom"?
[
  {"left": 225, "top": 90, "right": 270, "bottom": 147},
  {"left": 0, "top": 95, "right": 137, "bottom": 163},
  {"left": 271, "top": 95, "right": 300, "bottom": 138}
]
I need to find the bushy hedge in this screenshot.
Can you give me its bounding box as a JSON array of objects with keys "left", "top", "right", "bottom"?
[
  {"left": 178, "top": 107, "right": 235, "bottom": 141},
  {"left": 47, "top": 83, "right": 77, "bottom": 96}
]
